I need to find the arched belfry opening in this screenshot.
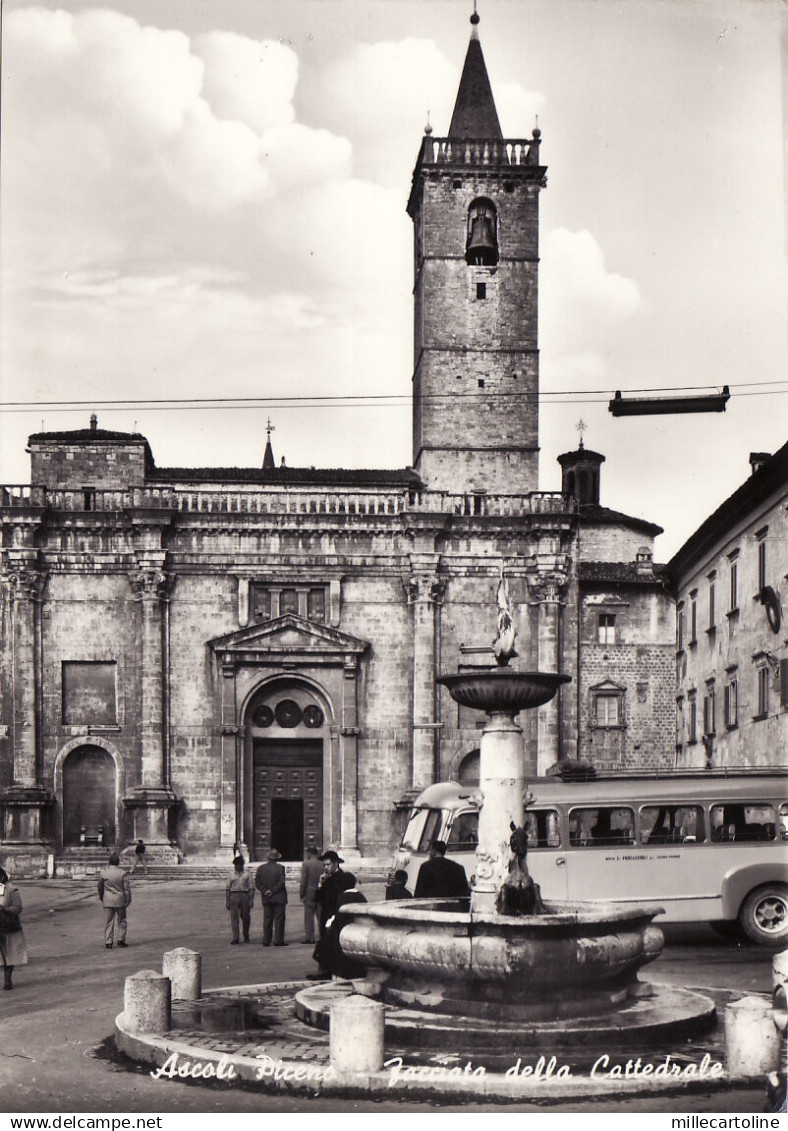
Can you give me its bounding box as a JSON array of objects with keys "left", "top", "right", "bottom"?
[
  {"left": 466, "top": 198, "right": 498, "bottom": 266},
  {"left": 243, "top": 679, "right": 333, "bottom": 861}
]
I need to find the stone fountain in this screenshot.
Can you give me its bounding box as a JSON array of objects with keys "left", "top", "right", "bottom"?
[{"left": 296, "top": 571, "right": 715, "bottom": 1048}]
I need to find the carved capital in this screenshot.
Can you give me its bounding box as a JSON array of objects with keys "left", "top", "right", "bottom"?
[
  {"left": 129, "top": 567, "right": 171, "bottom": 600},
  {"left": 404, "top": 574, "right": 445, "bottom": 605},
  {"left": 2, "top": 567, "right": 46, "bottom": 602},
  {"left": 527, "top": 570, "right": 569, "bottom": 605}
]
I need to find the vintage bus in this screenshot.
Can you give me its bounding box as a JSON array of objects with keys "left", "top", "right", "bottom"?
[{"left": 391, "top": 771, "right": 788, "bottom": 948}]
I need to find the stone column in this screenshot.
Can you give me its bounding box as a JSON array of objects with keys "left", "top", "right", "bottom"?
[
  {"left": 472, "top": 709, "right": 525, "bottom": 915},
  {"left": 527, "top": 569, "right": 569, "bottom": 775},
  {"left": 339, "top": 657, "right": 360, "bottom": 856},
  {"left": 0, "top": 548, "right": 53, "bottom": 857},
  {"left": 407, "top": 566, "right": 443, "bottom": 790},
  {"left": 125, "top": 556, "right": 179, "bottom": 854},
  {"left": 219, "top": 659, "right": 239, "bottom": 851}
]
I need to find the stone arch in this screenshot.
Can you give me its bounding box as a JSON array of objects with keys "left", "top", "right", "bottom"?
[
  {"left": 449, "top": 747, "right": 480, "bottom": 787},
  {"left": 241, "top": 675, "right": 336, "bottom": 861},
  {"left": 54, "top": 737, "right": 125, "bottom": 849}
]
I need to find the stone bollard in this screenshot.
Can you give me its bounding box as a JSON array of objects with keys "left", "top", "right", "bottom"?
[
  {"left": 123, "top": 970, "right": 171, "bottom": 1034},
  {"left": 163, "top": 947, "right": 202, "bottom": 1001},
  {"left": 330, "top": 994, "right": 385, "bottom": 1074},
  {"left": 725, "top": 995, "right": 780, "bottom": 1078},
  {"left": 772, "top": 949, "right": 788, "bottom": 992}
]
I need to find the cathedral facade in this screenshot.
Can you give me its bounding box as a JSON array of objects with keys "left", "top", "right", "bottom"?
[{"left": 0, "top": 17, "right": 675, "bottom": 874}]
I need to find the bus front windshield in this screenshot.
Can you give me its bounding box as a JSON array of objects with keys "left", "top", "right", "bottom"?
[{"left": 401, "top": 808, "right": 444, "bottom": 852}]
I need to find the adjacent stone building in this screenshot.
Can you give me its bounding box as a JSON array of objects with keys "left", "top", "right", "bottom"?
[
  {"left": 0, "top": 14, "right": 677, "bottom": 874},
  {"left": 667, "top": 443, "right": 788, "bottom": 770}
]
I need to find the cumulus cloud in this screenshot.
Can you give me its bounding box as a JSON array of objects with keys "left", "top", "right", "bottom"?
[
  {"left": 193, "top": 32, "right": 298, "bottom": 134},
  {"left": 540, "top": 227, "right": 641, "bottom": 385}
]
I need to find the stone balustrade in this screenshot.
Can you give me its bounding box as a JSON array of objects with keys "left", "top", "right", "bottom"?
[
  {"left": 418, "top": 136, "right": 541, "bottom": 169},
  {"left": 1, "top": 484, "right": 573, "bottom": 519}
]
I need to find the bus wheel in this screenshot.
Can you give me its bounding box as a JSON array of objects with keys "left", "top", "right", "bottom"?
[{"left": 739, "top": 884, "right": 788, "bottom": 948}]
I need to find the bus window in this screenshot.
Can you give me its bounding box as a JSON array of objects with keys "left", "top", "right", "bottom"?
[
  {"left": 446, "top": 810, "right": 478, "bottom": 851},
  {"left": 569, "top": 807, "right": 635, "bottom": 847},
  {"left": 524, "top": 808, "right": 561, "bottom": 848},
  {"left": 402, "top": 808, "right": 443, "bottom": 852},
  {"left": 640, "top": 804, "right": 705, "bottom": 844},
  {"left": 711, "top": 803, "right": 777, "bottom": 843},
  {"left": 781, "top": 804, "right": 788, "bottom": 841}
]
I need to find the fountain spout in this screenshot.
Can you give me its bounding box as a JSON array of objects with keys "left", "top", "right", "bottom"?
[
  {"left": 492, "top": 568, "right": 517, "bottom": 666},
  {"left": 496, "top": 820, "right": 544, "bottom": 916}
]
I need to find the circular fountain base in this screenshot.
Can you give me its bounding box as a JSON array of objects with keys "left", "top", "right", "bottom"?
[{"left": 295, "top": 979, "right": 717, "bottom": 1051}]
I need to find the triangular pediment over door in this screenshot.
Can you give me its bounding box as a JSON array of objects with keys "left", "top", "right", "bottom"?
[{"left": 209, "top": 613, "right": 369, "bottom": 668}]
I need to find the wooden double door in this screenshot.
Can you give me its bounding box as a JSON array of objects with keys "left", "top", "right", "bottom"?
[{"left": 252, "top": 739, "right": 322, "bottom": 861}]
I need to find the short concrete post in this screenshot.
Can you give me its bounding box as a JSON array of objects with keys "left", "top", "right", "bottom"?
[
  {"left": 330, "top": 994, "right": 385, "bottom": 1073},
  {"left": 163, "top": 947, "right": 202, "bottom": 1001},
  {"left": 772, "top": 949, "right": 788, "bottom": 991},
  {"left": 725, "top": 995, "right": 780, "bottom": 1078},
  {"left": 123, "top": 970, "right": 171, "bottom": 1035}
]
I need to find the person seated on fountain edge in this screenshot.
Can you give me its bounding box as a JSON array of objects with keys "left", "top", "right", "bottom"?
[
  {"left": 385, "top": 869, "right": 413, "bottom": 901},
  {"left": 413, "top": 840, "right": 470, "bottom": 899}
]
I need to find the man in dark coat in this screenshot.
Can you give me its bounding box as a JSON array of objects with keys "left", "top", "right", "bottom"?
[
  {"left": 255, "top": 848, "right": 287, "bottom": 946},
  {"left": 98, "top": 852, "right": 132, "bottom": 948},
  {"left": 414, "top": 840, "right": 470, "bottom": 899},
  {"left": 307, "top": 850, "right": 353, "bottom": 979}
]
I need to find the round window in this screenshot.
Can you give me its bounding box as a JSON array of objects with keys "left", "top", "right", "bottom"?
[
  {"left": 275, "top": 699, "right": 302, "bottom": 728},
  {"left": 303, "top": 704, "right": 324, "bottom": 728},
  {"left": 252, "top": 704, "right": 274, "bottom": 728}
]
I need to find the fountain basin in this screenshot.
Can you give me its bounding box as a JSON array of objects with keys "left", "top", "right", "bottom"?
[
  {"left": 438, "top": 670, "right": 571, "bottom": 713},
  {"left": 339, "top": 898, "right": 664, "bottom": 1022}
]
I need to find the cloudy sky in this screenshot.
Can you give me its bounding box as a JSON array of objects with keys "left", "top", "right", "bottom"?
[{"left": 1, "top": 0, "right": 785, "bottom": 559}]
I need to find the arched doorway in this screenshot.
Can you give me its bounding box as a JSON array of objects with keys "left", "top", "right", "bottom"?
[
  {"left": 244, "top": 682, "right": 331, "bottom": 861},
  {"left": 62, "top": 745, "right": 117, "bottom": 847}
]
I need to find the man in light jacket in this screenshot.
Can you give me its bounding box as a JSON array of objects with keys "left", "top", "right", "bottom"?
[
  {"left": 97, "top": 852, "right": 131, "bottom": 949},
  {"left": 299, "top": 844, "right": 323, "bottom": 944}
]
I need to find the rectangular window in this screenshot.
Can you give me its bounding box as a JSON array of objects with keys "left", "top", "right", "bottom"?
[
  {"left": 523, "top": 808, "right": 561, "bottom": 848},
  {"left": 757, "top": 536, "right": 767, "bottom": 591},
  {"left": 62, "top": 661, "right": 117, "bottom": 725},
  {"left": 640, "top": 804, "right": 705, "bottom": 845},
  {"left": 729, "top": 556, "right": 738, "bottom": 611},
  {"left": 476, "top": 282, "right": 487, "bottom": 300},
  {"left": 757, "top": 666, "right": 770, "bottom": 717},
  {"left": 711, "top": 804, "right": 776, "bottom": 843},
  {"left": 689, "top": 593, "right": 698, "bottom": 644},
  {"left": 688, "top": 693, "right": 697, "bottom": 743},
  {"left": 677, "top": 605, "right": 685, "bottom": 652},
  {"left": 725, "top": 677, "right": 738, "bottom": 729},
  {"left": 279, "top": 588, "right": 299, "bottom": 616},
  {"left": 569, "top": 807, "right": 635, "bottom": 847},
  {"left": 594, "top": 693, "right": 621, "bottom": 727},
  {"left": 708, "top": 581, "right": 715, "bottom": 629},
  {"left": 307, "top": 588, "right": 326, "bottom": 623},
  {"left": 598, "top": 613, "right": 616, "bottom": 645},
  {"left": 251, "top": 586, "right": 272, "bottom": 621},
  {"left": 703, "top": 685, "right": 715, "bottom": 736}
]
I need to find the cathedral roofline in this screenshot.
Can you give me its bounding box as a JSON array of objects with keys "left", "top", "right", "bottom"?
[{"left": 150, "top": 465, "right": 422, "bottom": 488}]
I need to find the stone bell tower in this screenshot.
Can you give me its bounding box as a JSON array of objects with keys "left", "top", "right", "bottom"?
[{"left": 407, "top": 10, "right": 546, "bottom": 496}]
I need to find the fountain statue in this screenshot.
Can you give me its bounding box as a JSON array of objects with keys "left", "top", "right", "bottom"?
[{"left": 296, "top": 568, "right": 714, "bottom": 1047}]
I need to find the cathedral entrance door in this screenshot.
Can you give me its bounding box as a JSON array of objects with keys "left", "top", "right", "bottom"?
[
  {"left": 253, "top": 739, "right": 322, "bottom": 861},
  {"left": 62, "top": 745, "right": 116, "bottom": 847}
]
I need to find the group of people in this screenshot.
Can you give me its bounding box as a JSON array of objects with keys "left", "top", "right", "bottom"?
[
  {"left": 225, "top": 844, "right": 368, "bottom": 980},
  {"left": 0, "top": 836, "right": 471, "bottom": 990}
]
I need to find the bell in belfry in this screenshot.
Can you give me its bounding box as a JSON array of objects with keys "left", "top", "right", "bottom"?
[{"left": 466, "top": 200, "right": 498, "bottom": 265}]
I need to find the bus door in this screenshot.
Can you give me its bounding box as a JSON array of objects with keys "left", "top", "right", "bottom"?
[{"left": 521, "top": 807, "right": 568, "bottom": 901}]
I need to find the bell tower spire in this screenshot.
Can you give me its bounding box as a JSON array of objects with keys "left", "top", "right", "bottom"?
[{"left": 408, "top": 9, "right": 546, "bottom": 496}]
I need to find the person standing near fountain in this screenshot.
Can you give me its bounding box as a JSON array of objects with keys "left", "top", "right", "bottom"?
[
  {"left": 414, "top": 841, "right": 470, "bottom": 899},
  {"left": 255, "top": 849, "right": 288, "bottom": 947}
]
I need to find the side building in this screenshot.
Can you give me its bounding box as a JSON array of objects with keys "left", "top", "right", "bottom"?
[{"left": 666, "top": 443, "right": 788, "bottom": 769}]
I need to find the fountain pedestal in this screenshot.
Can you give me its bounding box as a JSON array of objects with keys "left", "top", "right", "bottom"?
[{"left": 473, "top": 710, "right": 526, "bottom": 914}]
